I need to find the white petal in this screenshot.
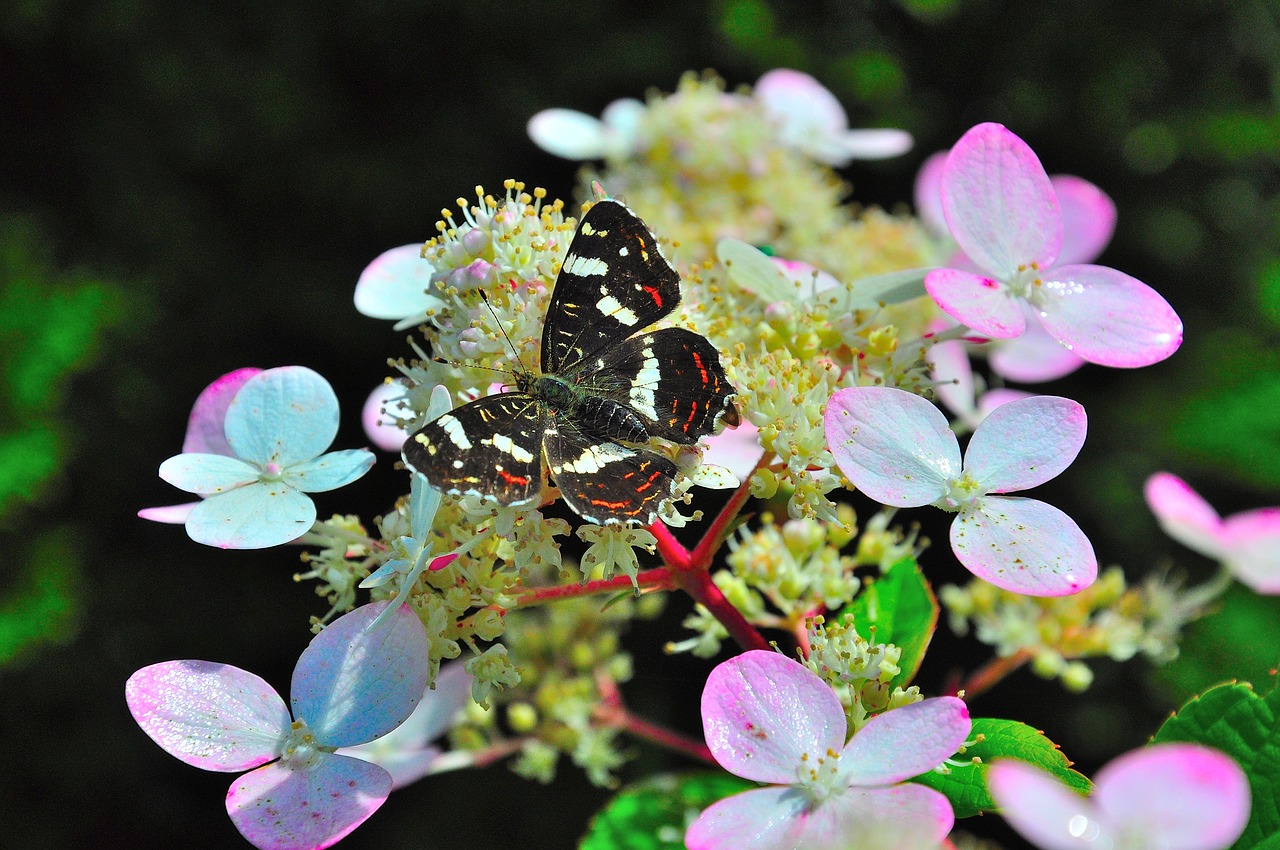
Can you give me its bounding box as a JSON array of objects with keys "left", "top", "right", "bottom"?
[
  {"left": 963, "top": 395, "right": 1086, "bottom": 492},
  {"left": 951, "top": 496, "right": 1097, "bottom": 595},
  {"left": 685, "top": 786, "right": 809, "bottom": 850},
  {"left": 184, "top": 482, "right": 316, "bottom": 549},
  {"left": 353, "top": 244, "right": 440, "bottom": 321},
  {"left": 527, "top": 108, "right": 610, "bottom": 160},
  {"left": 825, "top": 387, "right": 958, "bottom": 507},
  {"left": 831, "top": 128, "right": 914, "bottom": 162},
  {"left": 988, "top": 759, "right": 1099, "bottom": 850},
  {"left": 841, "top": 697, "right": 970, "bottom": 785},
  {"left": 158, "top": 453, "right": 259, "bottom": 496}
]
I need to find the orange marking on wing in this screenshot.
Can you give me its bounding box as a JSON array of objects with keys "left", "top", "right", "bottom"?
[
  {"left": 633, "top": 470, "right": 665, "bottom": 493},
  {"left": 589, "top": 498, "right": 630, "bottom": 509},
  {"left": 498, "top": 469, "right": 530, "bottom": 486},
  {"left": 691, "top": 351, "right": 709, "bottom": 384},
  {"left": 684, "top": 400, "right": 700, "bottom": 429},
  {"left": 643, "top": 284, "right": 664, "bottom": 308}
]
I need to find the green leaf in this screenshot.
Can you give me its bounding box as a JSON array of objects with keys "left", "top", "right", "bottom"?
[
  {"left": 1153, "top": 682, "right": 1280, "bottom": 848},
  {"left": 580, "top": 771, "right": 754, "bottom": 850},
  {"left": 1156, "top": 584, "right": 1280, "bottom": 700},
  {"left": 841, "top": 557, "right": 938, "bottom": 688},
  {"left": 911, "top": 717, "right": 1090, "bottom": 818}
]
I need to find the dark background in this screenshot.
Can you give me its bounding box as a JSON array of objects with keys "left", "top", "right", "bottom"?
[{"left": 2, "top": 1, "right": 1278, "bottom": 847}]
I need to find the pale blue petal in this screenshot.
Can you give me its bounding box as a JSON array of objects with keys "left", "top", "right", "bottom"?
[
  {"left": 224, "top": 367, "right": 339, "bottom": 467},
  {"left": 159, "top": 453, "right": 259, "bottom": 496},
  {"left": 185, "top": 482, "right": 316, "bottom": 549},
  {"left": 282, "top": 449, "right": 375, "bottom": 493},
  {"left": 291, "top": 602, "right": 430, "bottom": 748},
  {"left": 360, "top": 556, "right": 409, "bottom": 589},
  {"left": 409, "top": 471, "right": 441, "bottom": 538},
  {"left": 353, "top": 244, "right": 441, "bottom": 321}
]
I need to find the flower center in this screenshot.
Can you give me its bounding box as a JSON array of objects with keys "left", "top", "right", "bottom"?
[
  {"left": 795, "top": 746, "right": 845, "bottom": 802},
  {"left": 260, "top": 461, "right": 284, "bottom": 481},
  {"left": 1005, "top": 262, "right": 1044, "bottom": 300},
  {"left": 935, "top": 471, "right": 986, "bottom": 512},
  {"left": 278, "top": 719, "right": 329, "bottom": 770}
]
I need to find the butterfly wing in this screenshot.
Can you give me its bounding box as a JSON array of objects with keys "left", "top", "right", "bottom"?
[
  {"left": 541, "top": 199, "right": 682, "bottom": 375},
  {"left": 402, "top": 393, "right": 546, "bottom": 506},
  {"left": 543, "top": 416, "right": 677, "bottom": 525}
]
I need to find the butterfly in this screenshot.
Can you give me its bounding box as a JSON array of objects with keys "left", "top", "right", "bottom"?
[{"left": 403, "top": 198, "right": 739, "bottom": 525}]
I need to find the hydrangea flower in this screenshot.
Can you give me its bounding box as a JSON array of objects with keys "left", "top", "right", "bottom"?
[
  {"left": 687, "top": 650, "right": 969, "bottom": 850},
  {"left": 825, "top": 386, "right": 1096, "bottom": 595},
  {"left": 1144, "top": 472, "right": 1280, "bottom": 594},
  {"left": 138, "top": 367, "right": 261, "bottom": 523},
  {"left": 923, "top": 123, "right": 1181, "bottom": 368},
  {"left": 988, "top": 743, "right": 1250, "bottom": 850},
  {"left": 157, "top": 366, "right": 375, "bottom": 549},
  {"left": 526, "top": 97, "right": 646, "bottom": 160},
  {"left": 125, "top": 602, "right": 431, "bottom": 850},
  {"left": 336, "top": 662, "right": 473, "bottom": 789},
  {"left": 353, "top": 244, "right": 443, "bottom": 331},
  {"left": 754, "top": 69, "right": 913, "bottom": 165}
]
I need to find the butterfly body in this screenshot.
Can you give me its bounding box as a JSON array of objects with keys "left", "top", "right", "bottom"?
[{"left": 404, "top": 198, "right": 738, "bottom": 525}]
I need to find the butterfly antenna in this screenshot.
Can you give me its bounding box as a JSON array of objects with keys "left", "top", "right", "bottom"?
[{"left": 478, "top": 289, "right": 528, "bottom": 372}]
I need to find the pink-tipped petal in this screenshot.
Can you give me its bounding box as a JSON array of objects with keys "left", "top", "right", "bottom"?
[
  {"left": 353, "top": 245, "right": 439, "bottom": 322},
  {"left": 989, "top": 315, "right": 1086, "bottom": 383},
  {"left": 183, "top": 368, "right": 262, "bottom": 455},
  {"left": 185, "top": 483, "right": 316, "bottom": 550},
  {"left": 701, "top": 650, "right": 847, "bottom": 785},
  {"left": 1143, "top": 472, "right": 1227, "bottom": 559},
  {"left": 1052, "top": 175, "right": 1116, "bottom": 266},
  {"left": 977, "top": 388, "right": 1033, "bottom": 419},
  {"left": 527, "top": 109, "right": 610, "bottom": 160},
  {"left": 126, "top": 661, "right": 288, "bottom": 771},
  {"left": 963, "top": 395, "right": 1086, "bottom": 492},
  {"left": 826, "top": 387, "right": 959, "bottom": 507},
  {"left": 941, "top": 123, "right": 1062, "bottom": 276},
  {"left": 952, "top": 496, "right": 1097, "bottom": 596},
  {"left": 137, "top": 502, "right": 198, "bottom": 524},
  {"left": 1222, "top": 508, "right": 1280, "bottom": 594},
  {"left": 988, "top": 759, "right": 1097, "bottom": 850},
  {"left": 930, "top": 339, "right": 976, "bottom": 420},
  {"left": 1036, "top": 264, "right": 1183, "bottom": 367},
  {"left": 914, "top": 151, "right": 950, "bottom": 239},
  {"left": 225, "top": 367, "right": 342, "bottom": 468},
  {"left": 925, "top": 268, "right": 1027, "bottom": 339},
  {"left": 685, "top": 785, "right": 808, "bottom": 850},
  {"left": 1093, "top": 744, "right": 1250, "bottom": 850},
  {"left": 841, "top": 697, "right": 970, "bottom": 785},
  {"left": 756, "top": 69, "right": 847, "bottom": 137},
  {"left": 291, "top": 602, "right": 430, "bottom": 749},
  {"left": 226, "top": 755, "right": 391, "bottom": 850}
]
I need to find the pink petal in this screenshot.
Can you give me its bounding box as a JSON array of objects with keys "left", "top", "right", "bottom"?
[
  {"left": 841, "top": 697, "right": 970, "bottom": 785},
  {"left": 925, "top": 268, "right": 1027, "bottom": 339},
  {"left": 701, "top": 650, "right": 847, "bottom": 785},
  {"left": 126, "top": 661, "right": 288, "bottom": 771},
  {"left": 685, "top": 785, "right": 809, "bottom": 850},
  {"left": 825, "top": 386, "right": 959, "bottom": 508},
  {"left": 1222, "top": 508, "right": 1280, "bottom": 593},
  {"left": 989, "top": 313, "right": 1086, "bottom": 383},
  {"left": 137, "top": 502, "right": 198, "bottom": 524},
  {"left": 914, "top": 151, "right": 950, "bottom": 238},
  {"left": 988, "top": 759, "right": 1097, "bottom": 850},
  {"left": 1143, "top": 472, "right": 1227, "bottom": 559},
  {"left": 963, "top": 395, "right": 1086, "bottom": 493},
  {"left": 1052, "top": 175, "right": 1116, "bottom": 265},
  {"left": 183, "top": 368, "right": 262, "bottom": 455},
  {"left": 930, "top": 339, "right": 977, "bottom": 421},
  {"left": 291, "top": 602, "right": 431, "bottom": 749},
  {"left": 1036, "top": 264, "right": 1183, "bottom": 367},
  {"left": 226, "top": 754, "right": 391, "bottom": 850},
  {"left": 941, "top": 123, "right": 1062, "bottom": 276},
  {"left": 976, "top": 388, "right": 1033, "bottom": 419},
  {"left": 701, "top": 418, "right": 765, "bottom": 481},
  {"left": 951, "top": 496, "right": 1097, "bottom": 595},
  {"left": 1094, "top": 744, "right": 1250, "bottom": 850}
]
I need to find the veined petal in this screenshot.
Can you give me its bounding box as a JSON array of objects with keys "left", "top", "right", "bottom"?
[
  {"left": 941, "top": 123, "right": 1062, "bottom": 276},
  {"left": 951, "top": 496, "right": 1097, "bottom": 595},
  {"left": 825, "top": 387, "right": 959, "bottom": 508},
  {"left": 126, "top": 661, "right": 287, "bottom": 771},
  {"left": 1093, "top": 744, "right": 1250, "bottom": 850},
  {"left": 291, "top": 602, "right": 430, "bottom": 749},
  {"left": 840, "top": 697, "right": 970, "bottom": 785},
  {"left": 226, "top": 755, "right": 391, "bottom": 850},
  {"left": 1052, "top": 175, "right": 1116, "bottom": 265},
  {"left": 185, "top": 482, "right": 316, "bottom": 549},
  {"left": 701, "top": 651, "right": 847, "bottom": 785},
  {"left": 914, "top": 150, "right": 949, "bottom": 238},
  {"left": 1143, "top": 472, "right": 1227, "bottom": 559},
  {"left": 685, "top": 785, "right": 809, "bottom": 850},
  {"left": 224, "top": 367, "right": 340, "bottom": 467},
  {"left": 527, "top": 108, "right": 610, "bottom": 160},
  {"left": 282, "top": 449, "right": 375, "bottom": 493},
  {"left": 182, "top": 368, "right": 261, "bottom": 455},
  {"left": 963, "top": 395, "right": 1086, "bottom": 492},
  {"left": 159, "top": 453, "right": 259, "bottom": 496},
  {"left": 1036, "top": 264, "right": 1183, "bottom": 367},
  {"left": 989, "top": 314, "right": 1086, "bottom": 383},
  {"left": 353, "top": 244, "right": 440, "bottom": 321},
  {"left": 1222, "top": 508, "right": 1280, "bottom": 593},
  {"left": 925, "top": 268, "right": 1026, "bottom": 338},
  {"left": 988, "top": 759, "right": 1098, "bottom": 850}
]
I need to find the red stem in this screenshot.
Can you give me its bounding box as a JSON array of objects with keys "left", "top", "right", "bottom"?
[
  {"left": 508, "top": 567, "right": 676, "bottom": 608},
  {"left": 956, "top": 648, "right": 1033, "bottom": 700},
  {"left": 595, "top": 674, "right": 716, "bottom": 765}
]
